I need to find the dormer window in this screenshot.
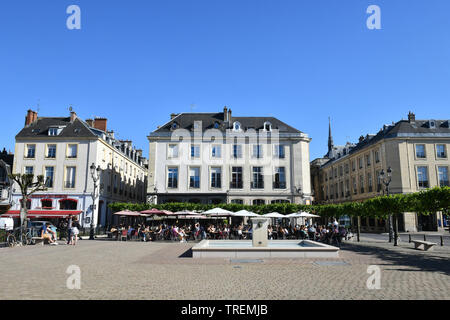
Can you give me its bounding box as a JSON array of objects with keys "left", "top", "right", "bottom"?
[
  {"left": 48, "top": 127, "right": 64, "bottom": 136},
  {"left": 233, "top": 121, "right": 241, "bottom": 131},
  {"left": 263, "top": 121, "right": 272, "bottom": 131},
  {"left": 213, "top": 122, "right": 220, "bottom": 129},
  {"left": 48, "top": 128, "right": 59, "bottom": 136},
  {"left": 171, "top": 122, "right": 178, "bottom": 130},
  {"left": 429, "top": 120, "right": 436, "bottom": 129}
]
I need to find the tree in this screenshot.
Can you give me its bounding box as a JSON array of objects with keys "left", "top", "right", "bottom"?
[{"left": 8, "top": 173, "right": 47, "bottom": 231}]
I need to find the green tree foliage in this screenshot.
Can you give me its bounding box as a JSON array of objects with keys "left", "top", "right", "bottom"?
[{"left": 108, "top": 187, "right": 450, "bottom": 219}]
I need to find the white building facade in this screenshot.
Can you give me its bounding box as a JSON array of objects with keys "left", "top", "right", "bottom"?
[
  {"left": 8, "top": 110, "right": 148, "bottom": 229},
  {"left": 147, "top": 108, "right": 312, "bottom": 205}
]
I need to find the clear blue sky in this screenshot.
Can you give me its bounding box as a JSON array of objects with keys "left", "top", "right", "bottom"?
[{"left": 1, "top": 0, "right": 449, "bottom": 160}]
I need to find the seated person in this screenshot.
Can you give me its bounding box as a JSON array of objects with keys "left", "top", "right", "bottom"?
[{"left": 41, "top": 223, "right": 57, "bottom": 245}]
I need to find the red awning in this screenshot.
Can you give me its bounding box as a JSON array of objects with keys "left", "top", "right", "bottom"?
[{"left": 2, "top": 210, "right": 82, "bottom": 219}]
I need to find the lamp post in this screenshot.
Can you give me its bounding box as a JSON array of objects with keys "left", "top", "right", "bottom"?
[
  {"left": 89, "top": 163, "right": 101, "bottom": 240},
  {"left": 379, "top": 167, "right": 394, "bottom": 243}
]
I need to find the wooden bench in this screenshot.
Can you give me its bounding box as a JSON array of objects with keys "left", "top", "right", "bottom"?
[{"left": 412, "top": 240, "right": 437, "bottom": 251}]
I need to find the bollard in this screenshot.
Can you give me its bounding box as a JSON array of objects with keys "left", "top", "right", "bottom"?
[
  {"left": 441, "top": 236, "right": 444, "bottom": 246},
  {"left": 409, "top": 234, "right": 411, "bottom": 243},
  {"left": 424, "top": 234, "right": 426, "bottom": 241}
]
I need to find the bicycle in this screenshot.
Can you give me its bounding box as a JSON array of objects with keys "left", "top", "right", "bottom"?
[{"left": 5, "top": 228, "right": 33, "bottom": 247}]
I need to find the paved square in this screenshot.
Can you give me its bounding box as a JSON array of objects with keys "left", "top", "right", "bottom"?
[{"left": 0, "top": 238, "right": 449, "bottom": 300}]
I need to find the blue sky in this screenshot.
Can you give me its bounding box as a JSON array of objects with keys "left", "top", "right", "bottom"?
[{"left": 1, "top": 0, "right": 449, "bottom": 160}]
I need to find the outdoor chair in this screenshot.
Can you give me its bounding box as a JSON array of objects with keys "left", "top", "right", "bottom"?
[{"left": 120, "top": 230, "right": 127, "bottom": 241}]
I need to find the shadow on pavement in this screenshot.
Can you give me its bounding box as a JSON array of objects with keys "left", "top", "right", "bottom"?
[{"left": 341, "top": 242, "right": 450, "bottom": 276}]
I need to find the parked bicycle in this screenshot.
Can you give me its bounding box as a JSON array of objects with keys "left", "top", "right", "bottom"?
[{"left": 6, "top": 227, "right": 34, "bottom": 247}]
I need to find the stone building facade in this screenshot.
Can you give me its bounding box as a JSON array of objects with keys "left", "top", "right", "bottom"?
[
  {"left": 6, "top": 109, "right": 148, "bottom": 229},
  {"left": 147, "top": 108, "right": 312, "bottom": 205},
  {"left": 311, "top": 112, "right": 450, "bottom": 232}
]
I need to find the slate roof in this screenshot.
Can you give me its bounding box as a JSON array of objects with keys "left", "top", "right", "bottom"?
[
  {"left": 15, "top": 117, "right": 99, "bottom": 139},
  {"left": 150, "top": 112, "right": 303, "bottom": 135}
]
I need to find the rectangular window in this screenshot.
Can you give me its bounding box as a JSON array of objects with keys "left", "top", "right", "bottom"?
[
  {"left": 366, "top": 154, "right": 371, "bottom": 166},
  {"left": 416, "top": 145, "right": 426, "bottom": 159},
  {"left": 353, "top": 177, "right": 357, "bottom": 194},
  {"left": 168, "top": 144, "right": 178, "bottom": 159},
  {"left": 438, "top": 166, "right": 449, "bottom": 187},
  {"left": 65, "top": 166, "right": 76, "bottom": 188},
  {"left": 352, "top": 160, "right": 356, "bottom": 171},
  {"left": 44, "top": 167, "right": 54, "bottom": 188},
  {"left": 334, "top": 168, "right": 337, "bottom": 178},
  {"left": 232, "top": 145, "right": 242, "bottom": 159},
  {"left": 231, "top": 167, "right": 243, "bottom": 188},
  {"left": 340, "top": 181, "right": 344, "bottom": 198},
  {"left": 339, "top": 166, "right": 343, "bottom": 176},
  {"left": 358, "top": 158, "right": 363, "bottom": 169},
  {"left": 251, "top": 167, "right": 264, "bottom": 189},
  {"left": 167, "top": 167, "right": 178, "bottom": 188},
  {"left": 211, "top": 145, "right": 221, "bottom": 158},
  {"left": 368, "top": 173, "right": 373, "bottom": 192},
  {"left": 46, "top": 144, "right": 56, "bottom": 159},
  {"left": 436, "top": 144, "right": 447, "bottom": 158},
  {"left": 48, "top": 127, "right": 58, "bottom": 136},
  {"left": 67, "top": 144, "right": 78, "bottom": 158},
  {"left": 274, "top": 145, "right": 285, "bottom": 158},
  {"left": 359, "top": 175, "right": 364, "bottom": 193},
  {"left": 376, "top": 170, "right": 382, "bottom": 192},
  {"left": 24, "top": 166, "right": 34, "bottom": 175},
  {"left": 274, "top": 167, "right": 286, "bottom": 189},
  {"left": 375, "top": 150, "right": 380, "bottom": 163},
  {"left": 417, "top": 166, "right": 429, "bottom": 188},
  {"left": 190, "top": 145, "right": 200, "bottom": 158},
  {"left": 189, "top": 167, "right": 200, "bottom": 188},
  {"left": 345, "top": 163, "right": 349, "bottom": 174},
  {"left": 210, "top": 167, "right": 222, "bottom": 188},
  {"left": 345, "top": 179, "right": 350, "bottom": 197},
  {"left": 253, "top": 145, "right": 263, "bottom": 158},
  {"left": 26, "top": 144, "right": 36, "bottom": 158}
]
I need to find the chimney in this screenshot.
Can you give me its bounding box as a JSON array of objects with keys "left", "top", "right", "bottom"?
[
  {"left": 228, "top": 109, "right": 232, "bottom": 123},
  {"left": 93, "top": 117, "right": 107, "bottom": 132},
  {"left": 223, "top": 106, "right": 228, "bottom": 121},
  {"left": 358, "top": 135, "right": 365, "bottom": 143},
  {"left": 170, "top": 113, "right": 178, "bottom": 120},
  {"left": 408, "top": 111, "right": 416, "bottom": 123},
  {"left": 70, "top": 111, "right": 77, "bottom": 122},
  {"left": 85, "top": 119, "right": 94, "bottom": 127},
  {"left": 25, "top": 109, "right": 38, "bottom": 126}
]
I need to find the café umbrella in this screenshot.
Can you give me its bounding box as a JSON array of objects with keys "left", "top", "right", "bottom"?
[
  {"left": 233, "top": 210, "right": 260, "bottom": 217},
  {"left": 202, "top": 207, "right": 234, "bottom": 217}
]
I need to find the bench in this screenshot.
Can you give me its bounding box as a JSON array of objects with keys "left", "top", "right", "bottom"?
[
  {"left": 31, "top": 237, "right": 45, "bottom": 246},
  {"left": 412, "top": 240, "right": 437, "bottom": 251}
]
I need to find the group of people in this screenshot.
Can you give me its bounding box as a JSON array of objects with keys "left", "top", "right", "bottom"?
[
  {"left": 267, "top": 221, "right": 349, "bottom": 246},
  {"left": 107, "top": 219, "right": 350, "bottom": 246}
]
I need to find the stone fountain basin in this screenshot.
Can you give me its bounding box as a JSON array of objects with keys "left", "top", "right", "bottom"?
[{"left": 192, "top": 240, "right": 339, "bottom": 258}]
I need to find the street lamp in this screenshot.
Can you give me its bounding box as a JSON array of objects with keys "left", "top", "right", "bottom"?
[
  {"left": 89, "top": 163, "right": 101, "bottom": 240},
  {"left": 379, "top": 167, "right": 395, "bottom": 243}
]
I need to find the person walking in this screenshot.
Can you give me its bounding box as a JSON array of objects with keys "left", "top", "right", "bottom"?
[
  {"left": 66, "top": 215, "right": 73, "bottom": 245},
  {"left": 70, "top": 217, "right": 81, "bottom": 246}
]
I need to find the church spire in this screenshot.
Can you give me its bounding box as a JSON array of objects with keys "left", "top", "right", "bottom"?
[{"left": 328, "top": 117, "right": 334, "bottom": 153}]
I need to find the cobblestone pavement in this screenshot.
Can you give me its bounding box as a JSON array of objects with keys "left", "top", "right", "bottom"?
[{"left": 0, "top": 239, "right": 449, "bottom": 300}]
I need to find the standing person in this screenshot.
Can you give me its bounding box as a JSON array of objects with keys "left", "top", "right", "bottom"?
[
  {"left": 66, "top": 215, "right": 73, "bottom": 245},
  {"left": 71, "top": 217, "right": 80, "bottom": 246}
]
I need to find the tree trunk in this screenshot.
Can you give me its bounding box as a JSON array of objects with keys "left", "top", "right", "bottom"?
[
  {"left": 394, "top": 214, "right": 399, "bottom": 246},
  {"left": 357, "top": 216, "right": 361, "bottom": 242}
]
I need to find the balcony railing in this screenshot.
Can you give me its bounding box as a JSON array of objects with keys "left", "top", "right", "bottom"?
[
  {"left": 439, "top": 180, "right": 449, "bottom": 187},
  {"left": 251, "top": 181, "right": 264, "bottom": 189},
  {"left": 273, "top": 181, "right": 286, "bottom": 189},
  {"left": 230, "top": 181, "right": 243, "bottom": 189},
  {"left": 64, "top": 181, "right": 75, "bottom": 188}
]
